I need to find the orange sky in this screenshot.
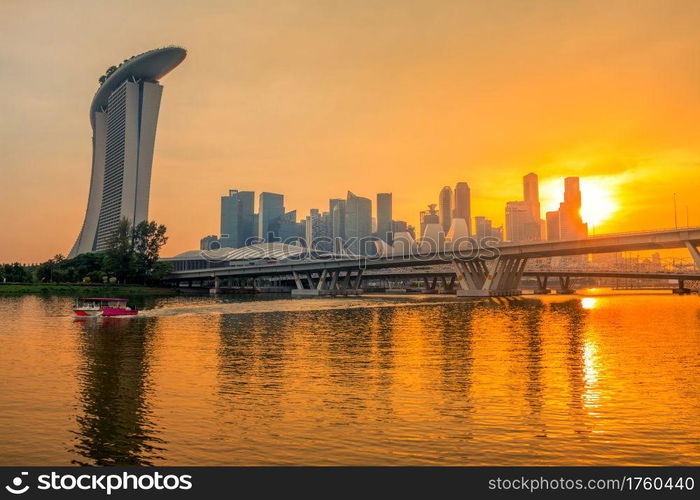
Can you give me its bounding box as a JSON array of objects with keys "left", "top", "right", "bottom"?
[{"left": 1, "top": 0, "right": 699, "bottom": 262}]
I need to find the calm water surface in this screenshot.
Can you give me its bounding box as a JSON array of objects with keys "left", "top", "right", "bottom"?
[{"left": 1, "top": 291, "right": 699, "bottom": 465}]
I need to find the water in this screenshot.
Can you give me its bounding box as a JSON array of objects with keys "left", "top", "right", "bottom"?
[{"left": 1, "top": 291, "right": 699, "bottom": 465}]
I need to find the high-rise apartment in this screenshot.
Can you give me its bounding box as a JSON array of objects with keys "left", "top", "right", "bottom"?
[{"left": 453, "top": 182, "right": 471, "bottom": 235}]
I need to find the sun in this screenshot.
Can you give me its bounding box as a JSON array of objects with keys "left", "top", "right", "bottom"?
[
  {"left": 541, "top": 176, "right": 620, "bottom": 231},
  {"left": 579, "top": 178, "right": 619, "bottom": 228}
]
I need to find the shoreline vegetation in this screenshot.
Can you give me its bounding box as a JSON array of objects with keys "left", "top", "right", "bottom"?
[
  {"left": 0, "top": 282, "right": 180, "bottom": 296},
  {"left": 1, "top": 217, "right": 174, "bottom": 295}
]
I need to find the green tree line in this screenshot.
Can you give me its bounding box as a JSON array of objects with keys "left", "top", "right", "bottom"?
[{"left": 0, "top": 218, "right": 172, "bottom": 285}]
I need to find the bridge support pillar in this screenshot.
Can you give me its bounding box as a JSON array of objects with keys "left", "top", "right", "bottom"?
[
  {"left": 421, "top": 275, "right": 439, "bottom": 294},
  {"left": 291, "top": 269, "right": 365, "bottom": 296},
  {"left": 557, "top": 276, "right": 575, "bottom": 294},
  {"left": 685, "top": 241, "right": 700, "bottom": 270},
  {"left": 453, "top": 257, "right": 526, "bottom": 297},
  {"left": 292, "top": 270, "right": 322, "bottom": 296},
  {"left": 673, "top": 278, "right": 692, "bottom": 295},
  {"left": 316, "top": 269, "right": 328, "bottom": 290},
  {"left": 351, "top": 269, "right": 364, "bottom": 294},
  {"left": 329, "top": 270, "right": 340, "bottom": 291},
  {"left": 209, "top": 276, "right": 221, "bottom": 294},
  {"left": 439, "top": 275, "right": 456, "bottom": 294},
  {"left": 533, "top": 275, "right": 551, "bottom": 294},
  {"left": 292, "top": 271, "right": 304, "bottom": 289}
]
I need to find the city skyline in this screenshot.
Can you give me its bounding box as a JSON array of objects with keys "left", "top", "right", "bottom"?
[
  {"left": 206, "top": 172, "right": 606, "bottom": 255},
  {"left": 2, "top": 1, "right": 700, "bottom": 261}
]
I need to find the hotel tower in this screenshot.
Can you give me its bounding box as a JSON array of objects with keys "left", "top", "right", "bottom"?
[{"left": 68, "top": 47, "right": 186, "bottom": 257}]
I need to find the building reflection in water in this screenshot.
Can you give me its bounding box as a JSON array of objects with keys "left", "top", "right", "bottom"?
[
  {"left": 431, "top": 302, "right": 475, "bottom": 414},
  {"left": 215, "top": 307, "right": 399, "bottom": 424},
  {"left": 70, "top": 317, "right": 165, "bottom": 465},
  {"left": 501, "top": 298, "right": 547, "bottom": 434},
  {"left": 549, "top": 298, "right": 596, "bottom": 435}
]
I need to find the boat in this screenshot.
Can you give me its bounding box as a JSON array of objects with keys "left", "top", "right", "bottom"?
[{"left": 73, "top": 298, "right": 138, "bottom": 317}]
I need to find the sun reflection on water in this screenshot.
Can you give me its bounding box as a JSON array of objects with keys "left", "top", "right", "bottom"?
[{"left": 581, "top": 297, "right": 598, "bottom": 309}]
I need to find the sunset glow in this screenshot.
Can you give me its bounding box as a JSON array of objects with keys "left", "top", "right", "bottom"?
[
  {"left": 580, "top": 179, "right": 619, "bottom": 229},
  {"left": 541, "top": 175, "right": 620, "bottom": 232},
  {"left": 1, "top": 1, "right": 699, "bottom": 261}
]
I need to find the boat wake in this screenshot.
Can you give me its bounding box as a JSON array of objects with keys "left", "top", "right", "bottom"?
[{"left": 137, "top": 296, "right": 459, "bottom": 319}]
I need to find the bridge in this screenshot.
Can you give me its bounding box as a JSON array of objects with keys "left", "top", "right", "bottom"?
[
  {"left": 357, "top": 270, "right": 700, "bottom": 295},
  {"left": 165, "top": 227, "right": 700, "bottom": 297}
]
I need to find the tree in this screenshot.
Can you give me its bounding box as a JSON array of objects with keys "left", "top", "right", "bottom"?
[
  {"left": 133, "top": 221, "right": 169, "bottom": 282},
  {"left": 35, "top": 254, "right": 67, "bottom": 282},
  {"left": 2, "top": 263, "right": 32, "bottom": 283},
  {"left": 104, "top": 218, "right": 137, "bottom": 283},
  {"left": 150, "top": 261, "right": 174, "bottom": 282},
  {"left": 103, "top": 217, "right": 169, "bottom": 283}
]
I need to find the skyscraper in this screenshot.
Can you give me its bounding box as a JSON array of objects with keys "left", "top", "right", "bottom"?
[
  {"left": 546, "top": 211, "right": 560, "bottom": 241},
  {"left": 200, "top": 235, "right": 220, "bottom": 251},
  {"left": 258, "top": 192, "right": 285, "bottom": 241},
  {"left": 329, "top": 199, "right": 346, "bottom": 242},
  {"left": 69, "top": 47, "right": 187, "bottom": 257},
  {"left": 345, "top": 191, "right": 372, "bottom": 254},
  {"left": 376, "top": 193, "right": 393, "bottom": 243},
  {"left": 220, "top": 190, "right": 255, "bottom": 248},
  {"left": 558, "top": 177, "right": 588, "bottom": 240},
  {"left": 269, "top": 210, "right": 298, "bottom": 242},
  {"left": 474, "top": 216, "right": 493, "bottom": 240},
  {"left": 419, "top": 204, "right": 439, "bottom": 239},
  {"left": 502, "top": 173, "right": 542, "bottom": 242},
  {"left": 505, "top": 201, "right": 532, "bottom": 242},
  {"left": 564, "top": 176, "right": 582, "bottom": 207},
  {"left": 305, "top": 209, "right": 332, "bottom": 250},
  {"left": 453, "top": 182, "right": 471, "bottom": 235},
  {"left": 438, "top": 186, "right": 453, "bottom": 233},
  {"left": 237, "top": 191, "right": 256, "bottom": 244},
  {"left": 523, "top": 173, "right": 540, "bottom": 222}
]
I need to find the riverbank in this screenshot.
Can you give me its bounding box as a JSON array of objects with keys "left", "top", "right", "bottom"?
[{"left": 0, "top": 283, "right": 180, "bottom": 296}]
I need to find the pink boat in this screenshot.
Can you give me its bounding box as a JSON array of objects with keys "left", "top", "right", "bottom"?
[{"left": 73, "top": 298, "right": 138, "bottom": 317}]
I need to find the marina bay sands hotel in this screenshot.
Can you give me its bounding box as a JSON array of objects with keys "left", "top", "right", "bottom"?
[{"left": 68, "top": 46, "right": 186, "bottom": 258}]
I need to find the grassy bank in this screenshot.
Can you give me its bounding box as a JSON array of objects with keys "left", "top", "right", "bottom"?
[{"left": 0, "top": 282, "right": 180, "bottom": 296}]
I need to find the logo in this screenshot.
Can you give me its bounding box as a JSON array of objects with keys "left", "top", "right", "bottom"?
[{"left": 5, "top": 472, "right": 29, "bottom": 495}]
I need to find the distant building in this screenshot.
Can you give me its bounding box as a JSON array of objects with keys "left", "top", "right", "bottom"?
[
  {"left": 474, "top": 216, "right": 493, "bottom": 240},
  {"left": 504, "top": 173, "right": 543, "bottom": 242},
  {"left": 345, "top": 191, "right": 372, "bottom": 254},
  {"left": 269, "top": 210, "right": 298, "bottom": 242},
  {"left": 558, "top": 177, "right": 588, "bottom": 240},
  {"left": 523, "top": 172, "right": 540, "bottom": 222},
  {"left": 237, "top": 191, "right": 256, "bottom": 244},
  {"left": 329, "top": 198, "right": 346, "bottom": 243},
  {"left": 305, "top": 209, "right": 332, "bottom": 250},
  {"left": 392, "top": 220, "right": 416, "bottom": 241},
  {"left": 438, "top": 186, "right": 453, "bottom": 233},
  {"left": 376, "top": 193, "right": 393, "bottom": 243},
  {"left": 419, "top": 204, "right": 439, "bottom": 239},
  {"left": 258, "top": 192, "right": 285, "bottom": 241},
  {"left": 546, "top": 211, "right": 560, "bottom": 241},
  {"left": 453, "top": 182, "right": 471, "bottom": 235},
  {"left": 492, "top": 225, "right": 504, "bottom": 241},
  {"left": 200, "top": 235, "right": 220, "bottom": 251},
  {"left": 392, "top": 220, "right": 407, "bottom": 232},
  {"left": 506, "top": 201, "right": 530, "bottom": 242},
  {"left": 220, "top": 189, "right": 255, "bottom": 247}
]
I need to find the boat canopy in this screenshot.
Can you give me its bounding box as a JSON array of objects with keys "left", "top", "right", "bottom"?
[{"left": 80, "top": 298, "right": 128, "bottom": 302}]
